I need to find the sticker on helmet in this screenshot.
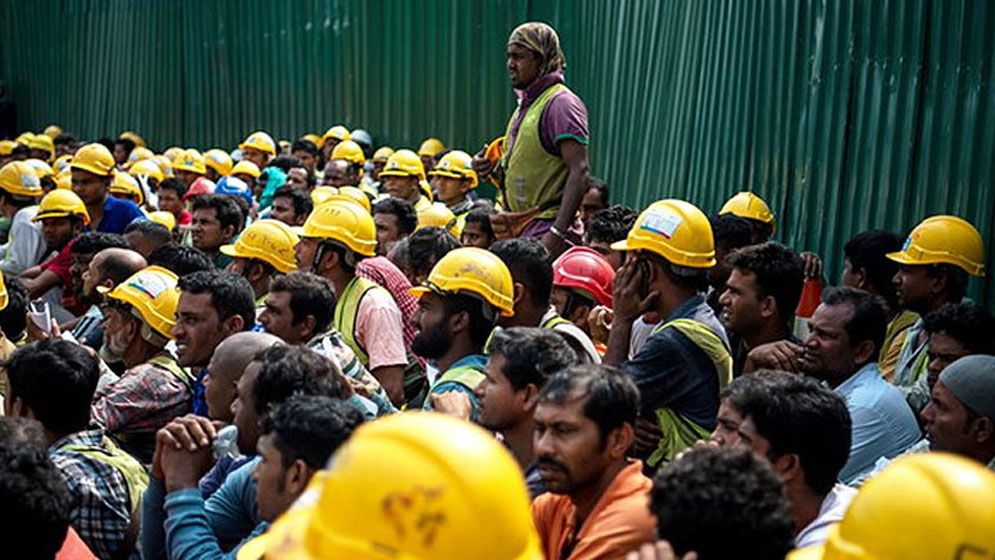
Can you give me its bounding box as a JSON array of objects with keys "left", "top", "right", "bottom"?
[{"left": 640, "top": 211, "right": 682, "bottom": 239}]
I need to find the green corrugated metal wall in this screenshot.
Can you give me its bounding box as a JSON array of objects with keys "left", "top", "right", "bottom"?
[{"left": 2, "top": 0, "right": 993, "bottom": 305}]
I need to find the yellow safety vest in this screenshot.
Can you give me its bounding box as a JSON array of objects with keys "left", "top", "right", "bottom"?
[
  {"left": 333, "top": 276, "right": 381, "bottom": 366},
  {"left": 61, "top": 435, "right": 149, "bottom": 515},
  {"left": 647, "top": 318, "right": 732, "bottom": 467}
]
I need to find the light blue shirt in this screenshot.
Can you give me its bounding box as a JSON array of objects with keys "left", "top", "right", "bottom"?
[{"left": 835, "top": 362, "right": 921, "bottom": 482}]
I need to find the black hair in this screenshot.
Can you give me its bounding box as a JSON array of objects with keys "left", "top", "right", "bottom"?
[
  {"left": 267, "top": 155, "right": 300, "bottom": 173},
  {"left": 439, "top": 292, "right": 498, "bottom": 348},
  {"left": 463, "top": 204, "right": 497, "bottom": 235},
  {"left": 69, "top": 232, "right": 127, "bottom": 256},
  {"left": 719, "top": 372, "right": 771, "bottom": 412},
  {"left": 821, "top": 286, "right": 887, "bottom": 357},
  {"left": 843, "top": 230, "right": 903, "bottom": 307},
  {"left": 291, "top": 140, "right": 319, "bottom": 156},
  {"left": 53, "top": 133, "right": 76, "bottom": 147},
  {"left": 489, "top": 327, "right": 578, "bottom": 391},
  {"left": 923, "top": 302, "right": 995, "bottom": 355},
  {"left": 491, "top": 237, "right": 552, "bottom": 308},
  {"left": 113, "top": 138, "right": 136, "bottom": 155},
  {"left": 158, "top": 177, "right": 188, "bottom": 199},
  {"left": 927, "top": 263, "right": 970, "bottom": 303},
  {"left": 738, "top": 371, "right": 852, "bottom": 495},
  {"left": 251, "top": 345, "right": 347, "bottom": 415},
  {"left": 585, "top": 176, "right": 609, "bottom": 206},
  {"left": 651, "top": 446, "right": 795, "bottom": 560},
  {"left": 538, "top": 364, "right": 639, "bottom": 446},
  {"left": 271, "top": 185, "right": 313, "bottom": 218},
  {"left": 0, "top": 417, "right": 46, "bottom": 447},
  {"left": 726, "top": 242, "right": 804, "bottom": 322},
  {"left": 709, "top": 213, "right": 754, "bottom": 251},
  {"left": 124, "top": 219, "right": 172, "bottom": 250},
  {"left": 0, "top": 444, "right": 73, "bottom": 560},
  {"left": 191, "top": 193, "right": 244, "bottom": 232},
  {"left": 260, "top": 395, "right": 364, "bottom": 469},
  {"left": 0, "top": 276, "right": 29, "bottom": 342},
  {"left": 178, "top": 270, "right": 255, "bottom": 332},
  {"left": 5, "top": 339, "right": 100, "bottom": 435},
  {"left": 407, "top": 227, "right": 461, "bottom": 281},
  {"left": 584, "top": 205, "right": 637, "bottom": 245},
  {"left": 269, "top": 272, "right": 336, "bottom": 336},
  {"left": 148, "top": 243, "right": 213, "bottom": 277},
  {"left": 372, "top": 197, "right": 418, "bottom": 236}
]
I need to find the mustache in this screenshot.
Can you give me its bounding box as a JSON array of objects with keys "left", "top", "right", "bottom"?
[{"left": 536, "top": 457, "right": 568, "bottom": 472}]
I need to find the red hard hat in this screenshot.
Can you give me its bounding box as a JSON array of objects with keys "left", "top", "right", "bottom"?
[
  {"left": 552, "top": 246, "right": 615, "bottom": 307},
  {"left": 183, "top": 177, "right": 216, "bottom": 201}
]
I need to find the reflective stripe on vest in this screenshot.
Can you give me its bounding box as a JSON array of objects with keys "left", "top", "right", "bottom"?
[
  {"left": 500, "top": 83, "right": 570, "bottom": 217},
  {"left": 333, "top": 276, "right": 379, "bottom": 366},
  {"left": 647, "top": 318, "right": 733, "bottom": 467},
  {"left": 434, "top": 364, "right": 486, "bottom": 392},
  {"left": 61, "top": 437, "right": 149, "bottom": 514},
  {"left": 540, "top": 313, "right": 571, "bottom": 330}
]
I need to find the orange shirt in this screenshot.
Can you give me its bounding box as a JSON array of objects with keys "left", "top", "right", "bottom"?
[
  {"left": 532, "top": 460, "right": 656, "bottom": 560},
  {"left": 56, "top": 527, "right": 99, "bottom": 560}
]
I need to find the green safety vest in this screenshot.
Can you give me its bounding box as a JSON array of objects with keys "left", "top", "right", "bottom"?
[
  {"left": 149, "top": 353, "right": 196, "bottom": 389},
  {"left": 540, "top": 313, "right": 571, "bottom": 330},
  {"left": 333, "top": 276, "right": 380, "bottom": 366},
  {"left": 647, "top": 318, "right": 733, "bottom": 467},
  {"left": 61, "top": 435, "right": 149, "bottom": 515},
  {"left": 501, "top": 83, "right": 570, "bottom": 218}
]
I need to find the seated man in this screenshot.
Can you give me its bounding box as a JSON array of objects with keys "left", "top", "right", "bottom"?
[
  {"left": 921, "top": 355, "right": 995, "bottom": 471},
  {"left": 123, "top": 219, "right": 172, "bottom": 258},
  {"left": 5, "top": 339, "right": 147, "bottom": 559},
  {"left": 532, "top": 364, "right": 656, "bottom": 559}
]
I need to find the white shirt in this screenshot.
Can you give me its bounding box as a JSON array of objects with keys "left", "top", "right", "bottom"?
[{"left": 795, "top": 484, "right": 858, "bottom": 548}]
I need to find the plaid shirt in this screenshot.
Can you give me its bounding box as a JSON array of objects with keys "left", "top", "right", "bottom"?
[
  {"left": 308, "top": 328, "right": 397, "bottom": 416},
  {"left": 50, "top": 430, "right": 142, "bottom": 560},
  {"left": 91, "top": 352, "right": 193, "bottom": 463}
]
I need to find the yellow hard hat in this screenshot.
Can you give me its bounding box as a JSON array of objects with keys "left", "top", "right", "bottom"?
[
  {"left": 310, "top": 186, "right": 340, "bottom": 207},
  {"left": 55, "top": 172, "right": 72, "bottom": 190},
  {"left": 886, "top": 215, "right": 985, "bottom": 277},
  {"left": 147, "top": 210, "right": 177, "bottom": 232},
  {"left": 109, "top": 171, "right": 144, "bottom": 205},
  {"left": 204, "top": 149, "right": 234, "bottom": 176},
  {"left": 70, "top": 143, "right": 116, "bottom": 177},
  {"left": 279, "top": 140, "right": 292, "bottom": 153},
  {"left": 172, "top": 149, "right": 207, "bottom": 175},
  {"left": 25, "top": 133, "right": 55, "bottom": 159},
  {"left": 220, "top": 219, "right": 300, "bottom": 273},
  {"left": 299, "top": 199, "right": 377, "bottom": 257},
  {"left": 322, "top": 125, "right": 351, "bottom": 143},
  {"left": 43, "top": 125, "right": 63, "bottom": 139},
  {"left": 25, "top": 159, "right": 54, "bottom": 179},
  {"left": 15, "top": 132, "right": 34, "bottom": 145},
  {"left": 33, "top": 189, "right": 90, "bottom": 225},
  {"left": 239, "top": 131, "right": 277, "bottom": 156},
  {"left": 429, "top": 150, "right": 478, "bottom": 188},
  {"left": 379, "top": 149, "right": 425, "bottom": 180},
  {"left": 337, "top": 186, "right": 371, "bottom": 213},
  {"left": 162, "top": 147, "right": 184, "bottom": 161},
  {"left": 330, "top": 140, "right": 366, "bottom": 165},
  {"left": 372, "top": 146, "right": 394, "bottom": 163},
  {"left": 417, "top": 137, "right": 445, "bottom": 157},
  {"left": 300, "top": 133, "right": 323, "bottom": 148},
  {"left": 788, "top": 453, "right": 995, "bottom": 560},
  {"left": 410, "top": 247, "right": 515, "bottom": 316},
  {"left": 611, "top": 199, "right": 716, "bottom": 269},
  {"left": 129, "top": 159, "right": 164, "bottom": 184},
  {"left": 119, "top": 131, "right": 147, "bottom": 148},
  {"left": 231, "top": 160, "right": 261, "bottom": 179},
  {"left": 0, "top": 161, "right": 44, "bottom": 198},
  {"left": 103, "top": 266, "right": 180, "bottom": 340},
  {"left": 417, "top": 203, "right": 459, "bottom": 237},
  {"left": 53, "top": 154, "right": 73, "bottom": 175},
  {"left": 0, "top": 140, "right": 17, "bottom": 156},
  {"left": 124, "top": 146, "right": 155, "bottom": 170},
  {"left": 236, "top": 412, "right": 541, "bottom": 560},
  {"left": 0, "top": 271, "right": 7, "bottom": 311},
  {"left": 720, "top": 191, "right": 775, "bottom": 224}
]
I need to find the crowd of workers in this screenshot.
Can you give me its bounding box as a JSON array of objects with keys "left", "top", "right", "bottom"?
[{"left": 0, "top": 20, "right": 992, "bottom": 560}]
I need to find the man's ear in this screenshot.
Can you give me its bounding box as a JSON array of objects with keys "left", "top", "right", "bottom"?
[
  {"left": 771, "top": 453, "right": 802, "bottom": 484},
  {"left": 285, "top": 459, "right": 314, "bottom": 495},
  {"left": 607, "top": 423, "right": 635, "bottom": 459},
  {"left": 297, "top": 314, "right": 318, "bottom": 340},
  {"left": 520, "top": 383, "right": 540, "bottom": 410},
  {"left": 759, "top": 295, "right": 778, "bottom": 320},
  {"left": 569, "top": 303, "right": 592, "bottom": 328},
  {"left": 222, "top": 314, "right": 245, "bottom": 335},
  {"left": 512, "top": 282, "right": 526, "bottom": 308},
  {"left": 222, "top": 224, "right": 237, "bottom": 242},
  {"left": 852, "top": 339, "right": 877, "bottom": 365},
  {"left": 449, "top": 309, "right": 470, "bottom": 336}
]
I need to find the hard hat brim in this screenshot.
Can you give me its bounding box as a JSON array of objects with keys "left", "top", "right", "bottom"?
[
  {"left": 219, "top": 244, "right": 241, "bottom": 258},
  {"left": 785, "top": 544, "right": 826, "bottom": 560},
  {"left": 885, "top": 250, "right": 918, "bottom": 266},
  {"left": 609, "top": 239, "right": 632, "bottom": 251},
  {"left": 70, "top": 162, "right": 112, "bottom": 177},
  {"left": 378, "top": 169, "right": 416, "bottom": 178}
]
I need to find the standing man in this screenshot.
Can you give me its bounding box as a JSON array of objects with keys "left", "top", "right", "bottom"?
[
  {"left": 473, "top": 22, "right": 590, "bottom": 258},
  {"left": 71, "top": 143, "right": 144, "bottom": 234}
]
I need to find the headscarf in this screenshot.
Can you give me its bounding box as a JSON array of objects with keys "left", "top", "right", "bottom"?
[
  {"left": 257, "top": 166, "right": 287, "bottom": 210},
  {"left": 507, "top": 22, "right": 566, "bottom": 76}
]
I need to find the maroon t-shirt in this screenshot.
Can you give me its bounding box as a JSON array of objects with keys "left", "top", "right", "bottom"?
[{"left": 507, "top": 71, "right": 590, "bottom": 156}]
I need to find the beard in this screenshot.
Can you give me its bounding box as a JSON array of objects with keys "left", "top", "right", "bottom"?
[
  {"left": 411, "top": 321, "right": 450, "bottom": 361},
  {"left": 100, "top": 327, "right": 131, "bottom": 363}
]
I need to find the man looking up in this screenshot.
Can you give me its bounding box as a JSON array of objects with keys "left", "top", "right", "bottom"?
[
  {"left": 473, "top": 22, "right": 590, "bottom": 258},
  {"left": 71, "top": 143, "right": 144, "bottom": 233}
]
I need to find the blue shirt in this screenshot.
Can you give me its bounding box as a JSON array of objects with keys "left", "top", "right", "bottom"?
[
  {"left": 423, "top": 353, "right": 487, "bottom": 421},
  {"left": 835, "top": 362, "right": 921, "bottom": 482},
  {"left": 97, "top": 195, "right": 145, "bottom": 234}
]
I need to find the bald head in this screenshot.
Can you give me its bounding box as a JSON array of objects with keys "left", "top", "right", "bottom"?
[
  {"left": 84, "top": 248, "right": 147, "bottom": 305},
  {"left": 204, "top": 332, "right": 283, "bottom": 422}
]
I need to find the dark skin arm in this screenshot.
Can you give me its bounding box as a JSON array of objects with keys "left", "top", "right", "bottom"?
[
  {"left": 371, "top": 364, "right": 406, "bottom": 407},
  {"left": 541, "top": 139, "right": 588, "bottom": 259},
  {"left": 21, "top": 269, "right": 62, "bottom": 299}
]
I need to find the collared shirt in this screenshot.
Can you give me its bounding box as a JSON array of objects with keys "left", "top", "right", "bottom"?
[
  {"left": 356, "top": 256, "right": 419, "bottom": 351},
  {"left": 96, "top": 195, "right": 145, "bottom": 234},
  {"left": 891, "top": 318, "right": 927, "bottom": 387},
  {"left": 50, "top": 430, "right": 137, "bottom": 560},
  {"left": 621, "top": 294, "right": 729, "bottom": 430},
  {"left": 532, "top": 460, "right": 655, "bottom": 560},
  {"left": 90, "top": 352, "right": 193, "bottom": 463},
  {"left": 795, "top": 484, "right": 858, "bottom": 547},
  {"left": 835, "top": 362, "right": 921, "bottom": 482}
]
